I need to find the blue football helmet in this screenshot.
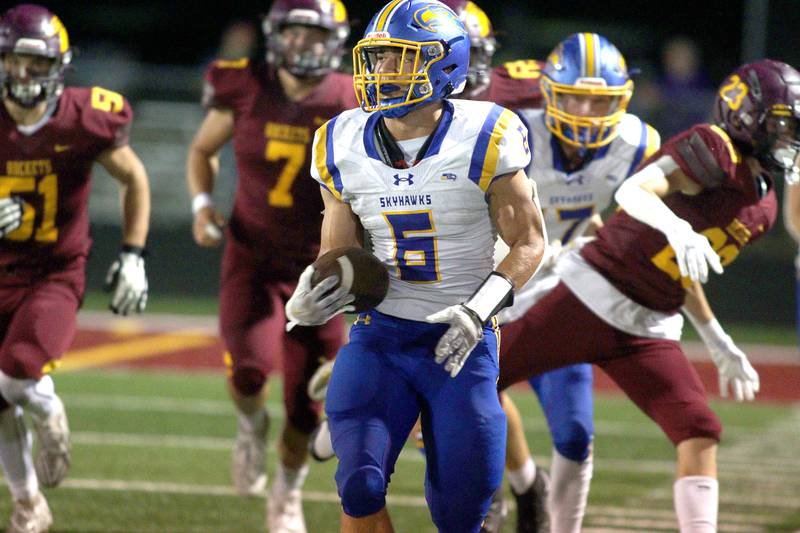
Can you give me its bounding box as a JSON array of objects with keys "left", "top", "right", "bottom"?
[
  {"left": 541, "top": 33, "right": 633, "bottom": 149},
  {"left": 353, "top": 0, "right": 470, "bottom": 118}
]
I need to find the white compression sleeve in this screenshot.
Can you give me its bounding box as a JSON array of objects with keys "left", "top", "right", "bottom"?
[
  {"left": 549, "top": 449, "right": 592, "bottom": 533},
  {"left": 0, "top": 406, "right": 37, "bottom": 501},
  {"left": 614, "top": 155, "right": 687, "bottom": 236}
]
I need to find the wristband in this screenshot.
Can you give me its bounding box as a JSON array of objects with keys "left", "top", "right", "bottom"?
[
  {"left": 121, "top": 244, "right": 146, "bottom": 257},
  {"left": 463, "top": 271, "right": 514, "bottom": 324},
  {"left": 192, "top": 193, "right": 214, "bottom": 215}
]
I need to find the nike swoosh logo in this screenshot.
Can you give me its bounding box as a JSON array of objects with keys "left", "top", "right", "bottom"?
[{"left": 54, "top": 144, "right": 72, "bottom": 153}]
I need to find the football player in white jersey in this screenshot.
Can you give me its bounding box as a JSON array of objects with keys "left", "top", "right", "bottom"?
[
  {"left": 284, "top": 1, "right": 546, "bottom": 531},
  {"left": 499, "top": 33, "right": 753, "bottom": 533},
  {"left": 492, "top": 33, "right": 660, "bottom": 533}
]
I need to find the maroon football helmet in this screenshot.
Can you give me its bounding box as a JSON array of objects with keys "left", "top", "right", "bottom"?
[
  {"left": 713, "top": 59, "right": 800, "bottom": 184},
  {"left": 439, "top": 0, "right": 496, "bottom": 92},
  {"left": 262, "top": 0, "right": 349, "bottom": 78},
  {"left": 0, "top": 4, "right": 72, "bottom": 108}
]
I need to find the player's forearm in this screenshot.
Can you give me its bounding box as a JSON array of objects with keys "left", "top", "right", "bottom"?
[
  {"left": 186, "top": 147, "right": 219, "bottom": 197},
  {"left": 120, "top": 167, "right": 150, "bottom": 248},
  {"left": 783, "top": 184, "right": 800, "bottom": 244},
  {"left": 682, "top": 281, "right": 715, "bottom": 324},
  {"left": 495, "top": 235, "right": 545, "bottom": 290},
  {"left": 318, "top": 189, "right": 360, "bottom": 257}
]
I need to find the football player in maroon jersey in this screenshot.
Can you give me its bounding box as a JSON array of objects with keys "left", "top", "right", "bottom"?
[
  {"left": 0, "top": 4, "right": 151, "bottom": 532},
  {"left": 441, "top": 0, "right": 544, "bottom": 108},
  {"left": 497, "top": 59, "right": 800, "bottom": 532},
  {"left": 783, "top": 173, "right": 800, "bottom": 344},
  {"left": 185, "top": 1, "right": 354, "bottom": 530}
]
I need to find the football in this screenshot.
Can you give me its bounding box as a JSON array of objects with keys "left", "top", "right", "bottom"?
[{"left": 311, "top": 246, "right": 390, "bottom": 312}]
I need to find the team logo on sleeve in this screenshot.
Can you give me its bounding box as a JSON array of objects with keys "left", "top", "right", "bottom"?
[
  {"left": 393, "top": 173, "right": 414, "bottom": 186},
  {"left": 440, "top": 173, "right": 457, "bottom": 181}
]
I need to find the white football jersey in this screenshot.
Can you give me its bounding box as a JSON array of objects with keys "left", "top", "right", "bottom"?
[
  {"left": 311, "top": 99, "right": 531, "bottom": 321},
  {"left": 521, "top": 109, "right": 660, "bottom": 244},
  {"left": 498, "top": 110, "right": 660, "bottom": 323}
]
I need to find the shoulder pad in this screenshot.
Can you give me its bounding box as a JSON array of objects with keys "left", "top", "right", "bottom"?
[
  {"left": 674, "top": 131, "right": 725, "bottom": 188},
  {"left": 80, "top": 86, "right": 133, "bottom": 148}
]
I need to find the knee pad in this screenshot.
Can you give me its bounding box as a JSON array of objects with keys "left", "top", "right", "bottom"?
[
  {"left": 231, "top": 367, "right": 266, "bottom": 397},
  {"left": 339, "top": 465, "right": 386, "bottom": 518},
  {"left": 552, "top": 421, "right": 593, "bottom": 462}
]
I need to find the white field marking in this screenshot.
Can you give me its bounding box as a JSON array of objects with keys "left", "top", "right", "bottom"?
[
  {"left": 61, "top": 392, "right": 787, "bottom": 441},
  {"left": 47, "top": 478, "right": 781, "bottom": 532},
  {"left": 585, "top": 516, "right": 764, "bottom": 533},
  {"left": 627, "top": 405, "right": 800, "bottom": 527},
  {"left": 645, "top": 488, "right": 800, "bottom": 510},
  {"left": 586, "top": 505, "right": 781, "bottom": 526},
  {"left": 72, "top": 432, "right": 232, "bottom": 451},
  {"left": 64, "top": 429, "right": 800, "bottom": 490},
  {"left": 57, "top": 477, "right": 428, "bottom": 507}
]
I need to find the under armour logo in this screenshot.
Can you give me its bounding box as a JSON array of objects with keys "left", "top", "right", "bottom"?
[
  {"left": 393, "top": 173, "right": 414, "bottom": 186},
  {"left": 564, "top": 174, "right": 585, "bottom": 186}
]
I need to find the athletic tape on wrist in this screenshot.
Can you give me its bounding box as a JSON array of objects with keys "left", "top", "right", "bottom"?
[
  {"left": 463, "top": 271, "right": 514, "bottom": 324},
  {"left": 192, "top": 193, "right": 214, "bottom": 215}
]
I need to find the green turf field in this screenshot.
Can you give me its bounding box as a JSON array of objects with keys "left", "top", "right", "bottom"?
[
  {"left": 81, "top": 291, "right": 800, "bottom": 346},
  {"left": 5, "top": 369, "right": 797, "bottom": 532}
]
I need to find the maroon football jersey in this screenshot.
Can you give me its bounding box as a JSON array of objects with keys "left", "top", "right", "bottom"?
[
  {"left": 463, "top": 60, "right": 544, "bottom": 110},
  {"left": 203, "top": 58, "right": 357, "bottom": 277},
  {"left": 582, "top": 124, "right": 778, "bottom": 312},
  {"left": 0, "top": 87, "right": 132, "bottom": 268}
]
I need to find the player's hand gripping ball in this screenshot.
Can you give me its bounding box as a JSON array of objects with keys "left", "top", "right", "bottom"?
[
  {"left": 284, "top": 247, "right": 390, "bottom": 331},
  {"left": 311, "top": 246, "right": 390, "bottom": 312}
]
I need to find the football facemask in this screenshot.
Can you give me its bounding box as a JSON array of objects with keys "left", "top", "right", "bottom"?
[{"left": 353, "top": 38, "right": 446, "bottom": 114}]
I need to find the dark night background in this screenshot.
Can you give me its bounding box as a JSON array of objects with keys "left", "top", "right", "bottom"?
[{"left": 15, "top": 0, "right": 800, "bottom": 326}]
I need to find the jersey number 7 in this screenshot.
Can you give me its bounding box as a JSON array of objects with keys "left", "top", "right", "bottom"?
[{"left": 264, "top": 140, "right": 305, "bottom": 208}]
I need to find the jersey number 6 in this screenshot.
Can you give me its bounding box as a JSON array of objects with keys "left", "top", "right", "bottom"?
[{"left": 383, "top": 210, "right": 441, "bottom": 283}]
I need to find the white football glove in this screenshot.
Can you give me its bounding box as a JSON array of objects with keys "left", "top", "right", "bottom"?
[
  {"left": 708, "top": 336, "right": 760, "bottom": 402},
  {"left": 104, "top": 250, "right": 148, "bottom": 315},
  {"left": 0, "top": 197, "right": 23, "bottom": 238},
  {"left": 425, "top": 304, "right": 483, "bottom": 378},
  {"left": 285, "top": 265, "right": 355, "bottom": 332},
  {"left": 665, "top": 222, "right": 723, "bottom": 283}
]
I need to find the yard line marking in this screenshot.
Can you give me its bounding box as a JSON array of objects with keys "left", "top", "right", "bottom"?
[
  {"left": 645, "top": 488, "right": 800, "bottom": 510},
  {"left": 58, "top": 478, "right": 427, "bottom": 506},
  {"left": 64, "top": 430, "right": 800, "bottom": 488},
  {"left": 49, "top": 478, "right": 781, "bottom": 532},
  {"left": 72, "top": 432, "right": 232, "bottom": 450},
  {"left": 62, "top": 331, "right": 216, "bottom": 371},
  {"left": 587, "top": 505, "right": 780, "bottom": 526},
  {"left": 61, "top": 393, "right": 794, "bottom": 441},
  {"left": 65, "top": 394, "right": 235, "bottom": 415}
]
